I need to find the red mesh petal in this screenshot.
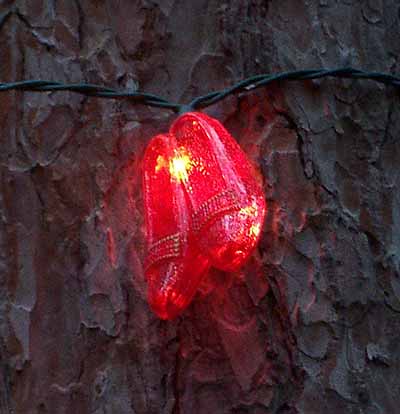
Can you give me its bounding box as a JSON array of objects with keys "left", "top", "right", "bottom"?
[
  {"left": 143, "top": 133, "right": 209, "bottom": 319},
  {"left": 170, "top": 112, "right": 266, "bottom": 271}
]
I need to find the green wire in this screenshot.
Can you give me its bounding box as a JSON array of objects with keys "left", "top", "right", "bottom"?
[{"left": 0, "top": 67, "right": 398, "bottom": 114}]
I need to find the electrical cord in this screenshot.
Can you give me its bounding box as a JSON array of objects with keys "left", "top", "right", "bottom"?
[{"left": 0, "top": 67, "right": 398, "bottom": 114}]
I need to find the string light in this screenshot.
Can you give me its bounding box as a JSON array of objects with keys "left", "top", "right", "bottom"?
[
  {"left": 1, "top": 67, "right": 398, "bottom": 114},
  {"left": 2, "top": 67, "right": 398, "bottom": 319},
  {"left": 143, "top": 112, "right": 266, "bottom": 319}
]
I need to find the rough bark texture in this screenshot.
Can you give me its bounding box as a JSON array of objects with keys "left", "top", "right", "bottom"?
[{"left": 0, "top": 1, "right": 399, "bottom": 413}]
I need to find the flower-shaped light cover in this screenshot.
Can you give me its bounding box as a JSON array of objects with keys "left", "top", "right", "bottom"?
[{"left": 143, "top": 112, "right": 266, "bottom": 319}]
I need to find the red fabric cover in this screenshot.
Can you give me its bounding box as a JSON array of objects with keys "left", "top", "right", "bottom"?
[
  {"left": 143, "top": 113, "right": 266, "bottom": 319},
  {"left": 143, "top": 133, "right": 210, "bottom": 320}
]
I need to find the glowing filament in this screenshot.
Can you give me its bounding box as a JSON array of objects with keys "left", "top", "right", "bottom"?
[{"left": 169, "top": 150, "right": 192, "bottom": 182}]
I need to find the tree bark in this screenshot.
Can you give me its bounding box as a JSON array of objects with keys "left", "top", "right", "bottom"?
[{"left": 0, "top": 1, "right": 399, "bottom": 413}]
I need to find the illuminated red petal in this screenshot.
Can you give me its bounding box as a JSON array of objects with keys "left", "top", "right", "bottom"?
[
  {"left": 143, "top": 133, "right": 210, "bottom": 319},
  {"left": 170, "top": 112, "right": 266, "bottom": 271}
]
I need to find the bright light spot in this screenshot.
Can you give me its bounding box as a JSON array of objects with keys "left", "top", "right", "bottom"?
[
  {"left": 238, "top": 205, "right": 257, "bottom": 219},
  {"left": 155, "top": 155, "right": 168, "bottom": 172},
  {"left": 169, "top": 149, "right": 192, "bottom": 182},
  {"left": 249, "top": 223, "right": 261, "bottom": 238},
  {"left": 238, "top": 202, "right": 262, "bottom": 238}
]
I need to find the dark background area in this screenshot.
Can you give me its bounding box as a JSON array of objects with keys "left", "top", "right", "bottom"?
[{"left": 0, "top": 1, "right": 399, "bottom": 413}]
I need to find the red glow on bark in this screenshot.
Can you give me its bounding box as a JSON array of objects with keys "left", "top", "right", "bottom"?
[
  {"left": 143, "top": 112, "right": 266, "bottom": 319},
  {"left": 106, "top": 227, "right": 117, "bottom": 269}
]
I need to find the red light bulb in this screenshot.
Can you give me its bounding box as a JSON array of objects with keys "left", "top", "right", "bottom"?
[{"left": 143, "top": 112, "right": 266, "bottom": 319}]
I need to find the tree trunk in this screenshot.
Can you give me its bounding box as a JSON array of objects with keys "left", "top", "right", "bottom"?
[{"left": 0, "top": 1, "right": 399, "bottom": 413}]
